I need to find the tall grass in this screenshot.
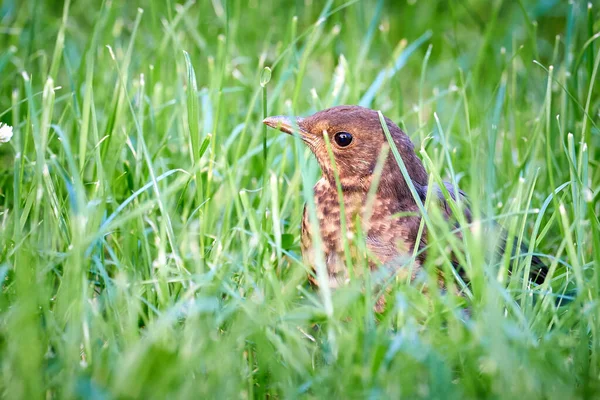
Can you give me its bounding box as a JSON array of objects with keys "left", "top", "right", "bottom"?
[{"left": 0, "top": 0, "right": 598, "bottom": 398}]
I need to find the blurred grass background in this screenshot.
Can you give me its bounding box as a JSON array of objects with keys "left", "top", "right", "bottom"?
[{"left": 0, "top": 0, "right": 599, "bottom": 398}]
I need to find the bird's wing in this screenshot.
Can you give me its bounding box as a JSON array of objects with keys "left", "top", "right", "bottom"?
[
  {"left": 430, "top": 181, "right": 548, "bottom": 285},
  {"left": 431, "top": 181, "right": 471, "bottom": 223}
]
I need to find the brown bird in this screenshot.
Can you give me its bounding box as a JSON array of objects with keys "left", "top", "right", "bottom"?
[{"left": 264, "top": 105, "right": 546, "bottom": 297}]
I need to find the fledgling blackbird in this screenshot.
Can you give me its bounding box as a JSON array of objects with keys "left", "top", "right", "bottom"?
[{"left": 264, "top": 105, "right": 547, "bottom": 293}]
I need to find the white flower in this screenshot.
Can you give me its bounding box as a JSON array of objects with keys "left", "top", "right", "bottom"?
[{"left": 0, "top": 123, "right": 13, "bottom": 144}]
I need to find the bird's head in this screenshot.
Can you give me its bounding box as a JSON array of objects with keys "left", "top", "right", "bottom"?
[{"left": 264, "top": 105, "right": 428, "bottom": 197}]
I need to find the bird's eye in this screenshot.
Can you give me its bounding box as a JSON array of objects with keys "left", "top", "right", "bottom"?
[{"left": 334, "top": 131, "right": 353, "bottom": 147}]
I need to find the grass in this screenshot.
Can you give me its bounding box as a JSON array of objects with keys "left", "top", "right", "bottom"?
[{"left": 0, "top": 0, "right": 599, "bottom": 398}]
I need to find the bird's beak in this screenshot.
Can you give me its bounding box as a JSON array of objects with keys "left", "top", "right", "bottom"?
[{"left": 263, "top": 116, "right": 306, "bottom": 137}]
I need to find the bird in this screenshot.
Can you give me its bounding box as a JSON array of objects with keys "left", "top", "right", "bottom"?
[{"left": 263, "top": 105, "right": 547, "bottom": 302}]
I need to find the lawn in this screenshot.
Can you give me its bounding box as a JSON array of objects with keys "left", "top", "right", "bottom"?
[{"left": 0, "top": 0, "right": 599, "bottom": 398}]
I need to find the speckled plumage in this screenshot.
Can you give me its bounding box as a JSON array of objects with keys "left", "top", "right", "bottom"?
[{"left": 301, "top": 178, "right": 418, "bottom": 288}]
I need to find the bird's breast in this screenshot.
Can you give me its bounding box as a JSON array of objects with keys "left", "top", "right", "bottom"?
[{"left": 300, "top": 179, "right": 418, "bottom": 286}]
